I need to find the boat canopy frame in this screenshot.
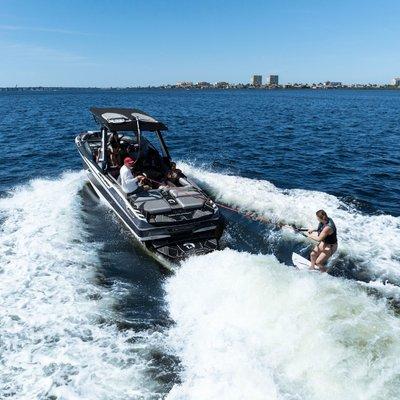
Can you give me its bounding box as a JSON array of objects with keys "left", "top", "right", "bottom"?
[
  {"left": 90, "top": 107, "right": 171, "bottom": 172},
  {"left": 90, "top": 107, "right": 168, "bottom": 132}
]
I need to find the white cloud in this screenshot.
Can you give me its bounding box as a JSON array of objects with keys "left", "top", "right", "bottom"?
[{"left": 0, "top": 24, "right": 94, "bottom": 36}]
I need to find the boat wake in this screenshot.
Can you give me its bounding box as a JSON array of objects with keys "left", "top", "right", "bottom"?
[
  {"left": 165, "top": 250, "right": 400, "bottom": 400},
  {"left": 179, "top": 162, "right": 400, "bottom": 288},
  {"left": 0, "top": 172, "right": 167, "bottom": 399},
  {"left": 2, "top": 168, "right": 400, "bottom": 399}
]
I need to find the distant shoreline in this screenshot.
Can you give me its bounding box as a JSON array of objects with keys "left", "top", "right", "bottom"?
[{"left": 1, "top": 86, "right": 399, "bottom": 92}]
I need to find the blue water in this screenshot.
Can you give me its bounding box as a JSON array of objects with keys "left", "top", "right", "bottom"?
[
  {"left": 1, "top": 89, "right": 400, "bottom": 399},
  {"left": 1, "top": 89, "right": 399, "bottom": 215}
]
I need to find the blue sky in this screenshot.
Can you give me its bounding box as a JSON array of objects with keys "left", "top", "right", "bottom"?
[{"left": 1, "top": 0, "right": 400, "bottom": 86}]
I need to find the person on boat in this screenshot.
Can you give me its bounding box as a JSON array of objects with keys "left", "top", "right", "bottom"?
[
  {"left": 307, "top": 209, "right": 338, "bottom": 272},
  {"left": 127, "top": 143, "right": 140, "bottom": 159},
  {"left": 108, "top": 133, "right": 122, "bottom": 166},
  {"left": 119, "top": 157, "right": 145, "bottom": 195},
  {"left": 164, "top": 162, "right": 184, "bottom": 186}
]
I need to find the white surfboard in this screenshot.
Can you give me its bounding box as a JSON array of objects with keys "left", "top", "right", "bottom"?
[{"left": 292, "top": 252, "right": 312, "bottom": 271}]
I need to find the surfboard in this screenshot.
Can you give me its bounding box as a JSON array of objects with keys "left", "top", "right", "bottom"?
[{"left": 292, "top": 252, "right": 312, "bottom": 271}]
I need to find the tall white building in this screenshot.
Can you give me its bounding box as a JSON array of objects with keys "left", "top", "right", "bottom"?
[
  {"left": 251, "top": 75, "right": 262, "bottom": 86},
  {"left": 391, "top": 78, "right": 400, "bottom": 86},
  {"left": 268, "top": 75, "right": 279, "bottom": 85}
]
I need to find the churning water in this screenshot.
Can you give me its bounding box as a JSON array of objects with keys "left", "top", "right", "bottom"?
[{"left": 0, "top": 89, "right": 399, "bottom": 399}]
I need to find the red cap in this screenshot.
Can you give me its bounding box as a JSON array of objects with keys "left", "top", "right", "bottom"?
[{"left": 124, "top": 157, "right": 136, "bottom": 165}]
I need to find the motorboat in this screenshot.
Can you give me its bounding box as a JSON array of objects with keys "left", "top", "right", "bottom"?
[{"left": 75, "top": 107, "right": 224, "bottom": 266}]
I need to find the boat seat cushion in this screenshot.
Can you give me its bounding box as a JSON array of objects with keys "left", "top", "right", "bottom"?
[
  {"left": 169, "top": 187, "right": 200, "bottom": 198},
  {"left": 132, "top": 190, "right": 163, "bottom": 203},
  {"left": 176, "top": 196, "right": 205, "bottom": 210},
  {"left": 141, "top": 199, "right": 172, "bottom": 215}
]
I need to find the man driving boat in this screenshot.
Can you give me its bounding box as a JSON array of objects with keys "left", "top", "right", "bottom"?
[{"left": 119, "top": 157, "right": 145, "bottom": 195}]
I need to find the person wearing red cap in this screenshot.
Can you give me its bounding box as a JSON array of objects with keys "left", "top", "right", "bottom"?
[{"left": 119, "top": 157, "right": 144, "bottom": 195}]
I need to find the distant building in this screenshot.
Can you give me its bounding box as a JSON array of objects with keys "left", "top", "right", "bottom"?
[
  {"left": 251, "top": 75, "right": 262, "bottom": 86},
  {"left": 176, "top": 81, "right": 193, "bottom": 88},
  {"left": 391, "top": 78, "right": 400, "bottom": 86},
  {"left": 196, "top": 81, "right": 212, "bottom": 88},
  {"left": 214, "top": 81, "right": 230, "bottom": 89},
  {"left": 268, "top": 75, "right": 279, "bottom": 85},
  {"left": 324, "top": 81, "right": 342, "bottom": 88}
]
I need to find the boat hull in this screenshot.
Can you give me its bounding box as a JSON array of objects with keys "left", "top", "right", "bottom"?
[{"left": 75, "top": 137, "right": 223, "bottom": 268}]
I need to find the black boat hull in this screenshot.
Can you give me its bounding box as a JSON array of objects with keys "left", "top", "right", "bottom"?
[{"left": 76, "top": 137, "right": 223, "bottom": 267}]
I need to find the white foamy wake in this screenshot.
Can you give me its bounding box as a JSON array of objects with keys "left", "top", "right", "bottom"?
[
  {"left": 0, "top": 173, "right": 162, "bottom": 399},
  {"left": 165, "top": 250, "right": 400, "bottom": 400},
  {"left": 179, "top": 163, "right": 400, "bottom": 284}
]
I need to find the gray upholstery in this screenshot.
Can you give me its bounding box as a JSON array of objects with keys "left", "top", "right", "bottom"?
[
  {"left": 176, "top": 196, "right": 205, "bottom": 210},
  {"left": 142, "top": 199, "right": 172, "bottom": 214},
  {"left": 169, "top": 187, "right": 200, "bottom": 198},
  {"left": 132, "top": 187, "right": 206, "bottom": 216}
]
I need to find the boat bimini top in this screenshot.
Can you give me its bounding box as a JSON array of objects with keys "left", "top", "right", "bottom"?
[
  {"left": 90, "top": 107, "right": 170, "bottom": 172},
  {"left": 90, "top": 107, "right": 168, "bottom": 132}
]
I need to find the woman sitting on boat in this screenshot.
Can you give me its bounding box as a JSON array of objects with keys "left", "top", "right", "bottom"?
[{"left": 165, "top": 162, "right": 183, "bottom": 185}]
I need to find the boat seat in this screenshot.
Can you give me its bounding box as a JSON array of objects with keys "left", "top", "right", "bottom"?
[
  {"left": 169, "top": 187, "right": 201, "bottom": 198},
  {"left": 141, "top": 199, "right": 172, "bottom": 215},
  {"left": 130, "top": 189, "right": 163, "bottom": 204},
  {"left": 176, "top": 196, "right": 205, "bottom": 210}
]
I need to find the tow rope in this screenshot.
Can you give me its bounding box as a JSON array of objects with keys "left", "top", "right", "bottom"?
[
  {"left": 215, "top": 202, "right": 308, "bottom": 233},
  {"left": 138, "top": 174, "right": 308, "bottom": 234}
]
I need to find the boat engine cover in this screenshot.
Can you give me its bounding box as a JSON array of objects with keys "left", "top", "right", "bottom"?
[
  {"left": 168, "top": 187, "right": 206, "bottom": 210},
  {"left": 141, "top": 199, "right": 172, "bottom": 215},
  {"left": 176, "top": 196, "right": 205, "bottom": 210},
  {"left": 169, "top": 188, "right": 200, "bottom": 197}
]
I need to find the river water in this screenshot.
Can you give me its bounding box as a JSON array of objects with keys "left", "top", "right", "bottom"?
[{"left": 0, "top": 89, "right": 399, "bottom": 399}]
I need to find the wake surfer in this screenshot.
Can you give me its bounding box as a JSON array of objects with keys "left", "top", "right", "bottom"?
[{"left": 306, "top": 209, "right": 338, "bottom": 272}]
